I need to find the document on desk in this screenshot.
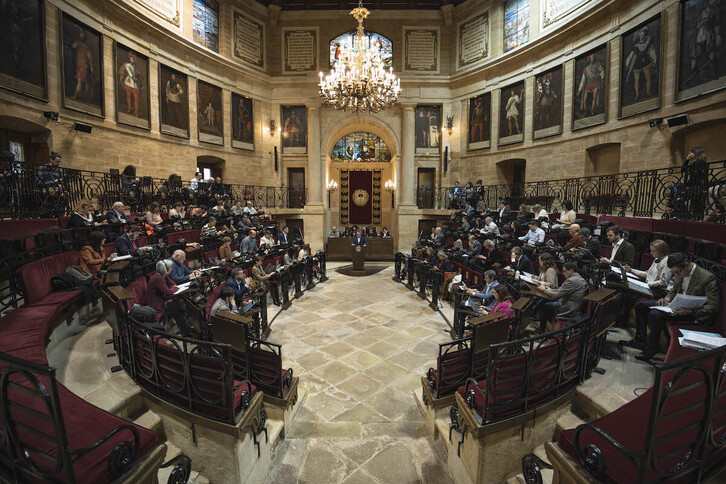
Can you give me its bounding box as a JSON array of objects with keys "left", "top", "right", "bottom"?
[
  {"left": 679, "top": 331, "right": 726, "bottom": 351},
  {"left": 652, "top": 294, "right": 707, "bottom": 314},
  {"left": 627, "top": 278, "right": 653, "bottom": 296},
  {"left": 199, "top": 266, "right": 220, "bottom": 273},
  {"left": 518, "top": 273, "right": 538, "bottom": 286},
  {"left": 173, "top": 282, "right": 192, "bottom": 295},
  {"left": 111, "top": 254, "right": 133, "bottom": 261}
]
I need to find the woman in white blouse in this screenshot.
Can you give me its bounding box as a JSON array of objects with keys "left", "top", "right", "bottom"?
[{"left": 623, "top": 239, "right": 672, "bottom": 297}]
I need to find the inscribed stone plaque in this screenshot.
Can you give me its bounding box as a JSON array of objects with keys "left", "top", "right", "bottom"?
[
  {"left": 403, "top": 27, "right": 439, "bottom": 74},
  {"left": 233, "top": 10, "right": 264, "bottom": 68},
  {"left": 133, "top": 0, "right": 180, "bottom": 26},
  {"left": 542, "top": 0, "right": 588, "bottom": 28},
  {"left": 459, "top": 12, "right": 489, "bottom": 69},
  {"left": 283, "top": 28, "right": 318, "bottom": 74}
]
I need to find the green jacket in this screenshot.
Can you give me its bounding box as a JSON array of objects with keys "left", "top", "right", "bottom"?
[{"left": 666, "top": 265, "right": 721, "bottom": 324}]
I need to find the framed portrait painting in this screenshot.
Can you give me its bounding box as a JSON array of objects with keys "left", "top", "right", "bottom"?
[
  {"left": 676, "top": 0, "right": 726, "bottom": 102},
  {"left": 572, "top": 43, "right": 607, "bottom": 130},
  {"left": 533, "top": 65, "right": 564, "bottom": 139},
  {"left": 197, "top": 80, "right": 223, "bottom": 145},
  {"left": 60, "top": 12, "right": 104, "bottom": 117},
  {"left": 0, "top": 0, "right": 47, "bottom": 100},
  {"left": 468, "top": 92, "right": 491, "bottom": 151},
  {"left": 281, "top": 105, "right": 307, "bottom": 154},
  {"left": 415, "top": 105, "right": 441, "bottom": 154},
  {"left": 499, "top": 80, "right": 525, "bottom": 145},
  {"left": 114, "top": 43, "right": 150, "bottom": 130},
  {"left": 159, "top": 64, "right": 189, "bottom": 139},
  {"left": 620, "top": 14, "right": 662, "bottom": 118},
  {"left": 231, "top": 92, "right": 254, "bottom": 150}
]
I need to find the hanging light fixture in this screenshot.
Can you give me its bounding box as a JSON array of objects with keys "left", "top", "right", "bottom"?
[{"left": 318, "top": 1, "right": 401, "bottom": 114}]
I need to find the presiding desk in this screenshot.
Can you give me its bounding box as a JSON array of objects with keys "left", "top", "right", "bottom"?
[{"left": 327, "top": 237, "right": 394, "bottom": 261}]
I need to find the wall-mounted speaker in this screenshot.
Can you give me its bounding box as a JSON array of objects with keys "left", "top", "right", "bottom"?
[
  {"left": 73, "top": 122, "right": 92, "bottom": 133},
  {"left": 667, "top": 114, "right": 690, "bottom": 128},
  {"left": 274, "top": 146, "right": 278, "bottom": 172},
  {"left": 444, "top": 146, "right": 448, "bottom": 172}
]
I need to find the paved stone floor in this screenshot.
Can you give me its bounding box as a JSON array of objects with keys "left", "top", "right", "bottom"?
[{"left": 265, "top": 263, "right": 455, "bottom": 484}]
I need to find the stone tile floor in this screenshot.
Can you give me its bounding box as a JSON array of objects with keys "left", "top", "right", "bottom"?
[{"left": 265, "top": 263, "right": 455, "bottom": 484}]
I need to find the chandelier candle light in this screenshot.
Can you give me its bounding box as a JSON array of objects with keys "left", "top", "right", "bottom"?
[{"left": 318, "top": 1, "right": 401, "bottom": 113}]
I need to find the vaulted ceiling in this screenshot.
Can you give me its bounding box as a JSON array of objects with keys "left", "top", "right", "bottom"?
[{"left": 255, "top": 0, "right": 464, "bottom": 10}]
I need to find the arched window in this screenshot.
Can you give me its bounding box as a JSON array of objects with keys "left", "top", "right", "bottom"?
[
  {"left": 329, "top": 31, "right": 393, "bottom": 69},
  {"left": 331, "top": 132, "right": 391, "bottom": 162},
  {"left": 193, "top": 0, "right": 219, "bottom": 52}
]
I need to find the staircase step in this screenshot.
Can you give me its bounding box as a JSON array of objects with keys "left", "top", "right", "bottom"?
[
  {"left": 267, "top": 418, "right": 285, "bottom": 450},
  {"left": 133, "top": 410, "right": 162, "bottom": 435},
  {"left": 554, "top": 413, "right": 587, "bottom": 441}
]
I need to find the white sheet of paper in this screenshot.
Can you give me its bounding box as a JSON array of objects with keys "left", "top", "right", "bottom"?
[
  {"left": 111, "top": 254, "right": 133, "bottom": 261},
  {"left": 173, "top": 282, "right": 192, "bottom": 295},
  {"left": 669, "top": 294, "right": 707, "bottom": 310}
]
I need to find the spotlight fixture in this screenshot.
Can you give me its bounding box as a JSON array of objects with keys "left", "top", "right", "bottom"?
[
  {"left": 263, "top": 118, "right": 281, "bottom": 137},
  {"left": 442, "top": 115, "right": 454, "bottom": 136},
  {"left": 43, "top": 111, "right": 59, "bottom": 122},
  {"left": 648, "top": 118, "right": 663, "bottom": 128}
]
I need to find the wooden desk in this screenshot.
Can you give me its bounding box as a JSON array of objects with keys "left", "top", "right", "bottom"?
[{"left": 326, "top": 237, "right": 394, "bottom": 261}]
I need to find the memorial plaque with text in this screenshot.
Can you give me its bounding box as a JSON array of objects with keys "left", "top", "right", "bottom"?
[
  {"left": 542, "top": 0, "right": 588, "bottom": 29},
  {"left": 283, "top": 28, "right": 318, "bottom": 74},
  {"left": 458, "top": 12, "right": 489, "bottom": 69},
  {"left": 403, "top": 27, "right": 439, "bottom": 74},
  {"left": 133, "top": 0, "right": 180, "bottom": 26},
  {"left": 233, "top": 10, "right": 264, "bottom": 68}
]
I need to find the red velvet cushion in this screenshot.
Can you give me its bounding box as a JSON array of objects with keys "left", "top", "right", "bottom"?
[
  {"left": 17, "top": 252, "right": 81, "bottom": 304},
  {"left": 433, "top": 349, "right": 470, "bottom": 397},
  {"left": 0, "top": 218, "right": 58, "bottom": 241},
  {"left": 125, "top": 278, "right": 148, "bottom": 308},
  {"left": 0, "top": 305, "right": 58, "bottom": 337}
]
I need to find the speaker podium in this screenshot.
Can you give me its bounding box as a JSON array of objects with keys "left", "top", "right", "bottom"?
[{"left": 351, "top": 245, "right": 367, "bottom": 276}]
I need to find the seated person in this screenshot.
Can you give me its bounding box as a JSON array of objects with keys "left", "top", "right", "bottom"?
[
  {"left": 432, "top": 227, "right": 445, "bottom": 246},
  {"left": 519, "top": 220, "right": 545, "bottom": 247},
  {"left": 481, "top": 216, "right": 500, "bottom": 236},
  {"left": 69, "top": 199, "right": 97, "bottom": 228},
  {"left": 329, "top": 226, "right": 341, "bottom": 238},
  {"left": 145, "top": 202, "right": 163, "bottom": 228},
  {"left": 243, "top": 200, "right": 258, "bottom": 216},
  {"left": 168, "top": 249, "right": 200, "bottom": 284},
  {"left": 105, "top": 201, "right": 131, "bottom": 224},
  {"left": 116, "top": 225, "right": 148, "bottom": 256},
  {"left": 437, "top": 251, "right": 454, "bottom": 272},
  {"left": 230, "top": 200, "right": 243, "bottom": 216},
  {"left": 552, "top": 200, "right": 576, "bottom": 228},
  {"left": 260, "top": 230, "right": 275, "bottom": 248},
  {"left": 251, "top": 255, "right": 280, "bottom": 305},
  {"left": 476, "top": 239, "right": 499, "bottom": 268},
  {"left": 577, "top": 227, "right": 601, "bottom": 259},
  {"left": 461, "top": 202, "right": 475, "bottom": 219},
  {"left": 533, "top": 252, "right": 559, "bottom": 289},
  {"left": 536, "top": 262, "right": 589, "bottom": 332},
  {"left": 460, "top": 216, "right": 471, "bottom": 233},
  {"left": 209, "top": 200, "right": 228, "bottom": 218},
  {"left": 237, "top": 215, "right": 254, "bottom": 233},
  {"left": 497, "top": 200, "right": 511, "bottom": 223},
  {"left": 380, "top": 227, "right": 391, "bottom": 238},
  {"left": 147, "top": 260, "right": 192, "bottom": 337},
  {"left": 600, "top": 225, "right": 635, "bottom": 267},
  {"left": 619, "top": 240, "right": 672, "bottom": 341},
  {"left": 169, "top": 202, "right": 185, "bottom": 220},
  {"left": 451, "top": 239, "right": 465, "bottom": 257},
  {"left": 190, "top": 205, "right": 208, "bottom": 217},
  {"left": 211, "top": 286, "right": 237, "bottom": 317},
  {"left": 533, "top": 203, "right": 549, "bottom": 228},
  {"left": 80, "top": 231, "right": 117, "bottom": 277},
  {"left": 224, "top": 267, "right": 252, "bottom": 303},
  {"left": 218, "top": 236, "right": 234, "bottom": 262},
  {"left": 241, "top": 230, "right": 258, "bottom": 253},
  {"left": 511, "top": 203, "right": 531, "bottom": 233},
  {"left": 278, "top": 226, "right": 290, "bottom": 245},
  {"left": 468, "top": 234, "right": 482, "bottom": 256},
  {"left": 633, "top": 252, "right": 720, "bottom": 361},
  {"left": 563, "top": 224, "right": 582, "bottom": 251},
  {"left": 476, "top": 285, "right": 515, "bottom": 319},
  {"left": 366, "top": 226, "right": 377, "bottom": 237},
  {"left": 504, "top": 246, "right": 535, "bottom": 275},
  {"left": 200, "top": 216, "right": 227, "bottom": 241},
  {"left": 466, "top": 270, "right": 500, "bottom": 307}
]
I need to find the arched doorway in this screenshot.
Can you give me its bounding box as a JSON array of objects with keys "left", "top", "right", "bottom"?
[
  {"left": 196, "top": 155, "right": 224, "bottom": 182},
  {"left": 0, "top": 115, "right": 51, "bottom": 165}
]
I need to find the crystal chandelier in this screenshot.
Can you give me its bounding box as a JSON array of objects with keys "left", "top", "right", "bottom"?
[{"left": 318, "top": 1, "right": 401, "bottom": 114}]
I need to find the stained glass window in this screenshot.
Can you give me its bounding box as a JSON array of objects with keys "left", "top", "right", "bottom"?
[
  {"left": 192, "top": 0, "right": 219, "bottom": 52},
  {"left": 329, "top": 31, "right": 393, "bottom": 69},
  {"left": 331, "top": 132, "right": 391, "bottom": 163},
  {"left": 504, "top": 0, "right": 530, "bottom": 53}
]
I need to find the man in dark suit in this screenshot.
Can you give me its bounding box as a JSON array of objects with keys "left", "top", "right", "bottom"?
[
  {"left": 225, "top": 267, "right": 251, "bottom": 304},
  {"left": 498, "top": 200, "right": 511, "bottom": 223},
  {"left": 105, "top": 201, "right": 131, "bottom": 237},
  {"left": 351, "top": 230, "right": 366, "bottom": 246},
  {"left": 432, "top": 227, "right": 445, "bottom": 246},
  {"left": 278, "top": 226, "right": 290, "bottom": 245},
  {"left": 115, "top": 225, "right": 146, "bottom": 256},
  {"left": 635, "top": 252, "right": 721, "bottom": 361},
  {"left": 468, "top": 235, "right": 482, "bottom": 256},
  {"left": 600, "top": 225, "right": 635, "bottom": 267},
  {"left": 578, "top": 227, "right": 602, "bottom": 259},
  {"left": 505, "top": 246, "right": 535, "bottom": 275}
]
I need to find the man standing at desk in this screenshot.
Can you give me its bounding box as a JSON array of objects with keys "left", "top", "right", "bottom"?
[{"left": 351, "top": 230, "right": 366, "bottom": 246}]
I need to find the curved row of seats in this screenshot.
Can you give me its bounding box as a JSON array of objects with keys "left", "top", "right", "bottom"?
[{"left": 0, "top": 252, "right": 159, "bottom": 483}]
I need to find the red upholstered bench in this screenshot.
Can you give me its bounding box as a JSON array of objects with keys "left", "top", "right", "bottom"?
[
  {"left": 16, "top": 251, "right": 81, "bottom": 305},
  {"left": 427, "top": 347, "right": 471, "bottom": 400}
]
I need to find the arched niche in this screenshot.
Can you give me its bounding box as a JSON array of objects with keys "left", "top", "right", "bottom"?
[{"left": 0, "top": 115, "right": 52, "bottom": 164}]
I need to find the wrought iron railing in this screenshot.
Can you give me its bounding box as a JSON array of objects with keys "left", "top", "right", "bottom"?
[
  {"left": 415, "top": 161, "right": 726, "bottom": 222},
  {"left": 0, "top": 160, "right": 307, "bottom": 219}
]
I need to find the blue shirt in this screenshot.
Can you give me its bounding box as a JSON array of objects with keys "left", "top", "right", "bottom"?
[
  {"left": 168, "top": 258, "right": 192, "bottom": 284},
  {"left": 519, "top": 228, "right": 545, "bottom": 246},
  {"left": 472, "top": 280, "right": 500, "bottom": 307}
]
